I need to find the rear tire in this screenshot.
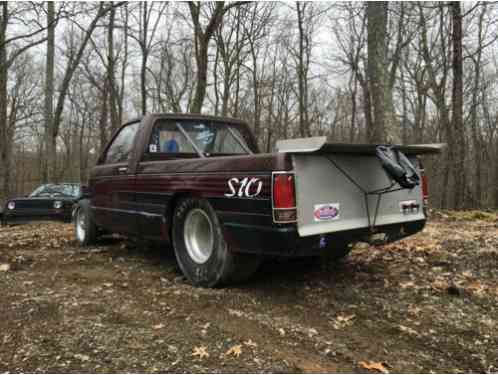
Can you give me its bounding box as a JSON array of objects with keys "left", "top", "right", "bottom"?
[
  {"left": 75, "top": 200, "right": 98, "bottom": 246},
  {"left": 323, "top": 243, "right": 353, "bottom": 262},
  {"left": 172, "top": 197, "right": 260, "bottom": 287}
]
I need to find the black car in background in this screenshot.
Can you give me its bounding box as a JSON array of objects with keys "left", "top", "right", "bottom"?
[{"left": 1, "top": 183, "right": 81, "bottom": 225}]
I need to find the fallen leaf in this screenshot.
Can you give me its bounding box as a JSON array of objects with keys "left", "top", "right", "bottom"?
[
  {"left": 431, "top": 279, "right": 449, "bottom": 290},
  {"left": 192, "top": 346, "right": 209, "bottom": 359},
  {"left": 462, "top": 270, "right": 473, "bottom": 278},
  {"left": 407, "top": 305, "right": 421, "bottom": 316},
  {"left": 225, "top": 344, "right": 242, "bottom": 358},
  {"left": 308, "top": 328, "right": 318, "bottom": 337},
  {"left": 74, "top": 354, "right": 90, "bottom": 362},
  {"left": 244, "top": 339, "right": 258, "bottom": 348},
  {"left": 399, "top": 281, "right": 415, "bottom": 289},
  {"left": 336, "top": 314, "right": 355, "bottom": 323},
  {"left": 399, "top": 324, "right": 419, "bottom": 336},
  {"left": 333, "top": 313, "right": 355, "bottom": 329},
  {"left": 0, "top": 264, "right": 10, "bottom": 272},
  {"left": 228, "top": 308, "right": 244, "bottom": 318},
  {"left": 467, "top": 280, "right": 486, "bottom": 295},
  {"left": 359, "top": 360, "right": 389, "bottom": 373},
  {"left": 152, "top": 323, "right": 164, "bottom": 330}
]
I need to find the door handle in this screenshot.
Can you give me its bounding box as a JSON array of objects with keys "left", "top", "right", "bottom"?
[{"left": 117, "top": 167, "right": 128, "bottom": 174}]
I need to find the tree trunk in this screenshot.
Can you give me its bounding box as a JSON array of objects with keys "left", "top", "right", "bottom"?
[
  {"left": 191, "top": 40, "right": 209, "bottom": 114},
  {"left": 140, "top": 3, "right": 148, "bottom": 115},
  {"left": 451, "top": 1, "right": 464, "bottom": 209},
  {"left": 107, "top": 4, "right": 119, "bottom": 131},
  {"left": 189, "top": 2, "right": 225, "bottom": 114},
  {"left": 0, "top": 2, "right": 9, "bottom": 201},
  {"left": 233, "top": 8, "right": 241, "bottom": 118},
  {"left": 296, "top": 3, "right": 309, "bottom": 138},
  {"left": 44, "top": 1, "right": 55, "bottom": 182},
  {"left": 366, "top": 2, "right": 387, "bottom": 143},
  {"left": 495, "top": 136, "right": 498, "bottom": 208},
  {"left": 98, "top": 81, "right": 109, "bottom": 154},
  {"left": 470, "top": 6, "right": 485, "bottom": 208},
  {"left": 349, "top": 77, "right": 357, "bottom": 143}
]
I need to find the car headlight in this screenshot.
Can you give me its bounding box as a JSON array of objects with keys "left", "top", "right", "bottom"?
[
  {"left": 7, "top": 201, "right": 15, "bottom": 210},
  {"left": 53, "top": 201, "right": 63, "bottom": 209}
]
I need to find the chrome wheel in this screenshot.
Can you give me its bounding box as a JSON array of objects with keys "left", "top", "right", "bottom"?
[
  {"left": 183, "top": 208, "right": 214, "bottom": 264},
  {"left": 76, "top": 209, "right": 86, "bottom": 242}
]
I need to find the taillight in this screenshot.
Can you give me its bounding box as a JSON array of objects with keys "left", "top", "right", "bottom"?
[
  {"left": 272, "top": 173, "right": 297, "bottom": 223},
  {"left": 273, "top": 174, "right": 295, "bottom": 208},
  {"left": 421, "top": 169, "right": 429, "bottom": 206}
]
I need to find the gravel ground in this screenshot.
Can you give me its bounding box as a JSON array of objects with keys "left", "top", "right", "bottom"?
[{"left": 0, "top": 212, "right": 497, "bottom": 373}]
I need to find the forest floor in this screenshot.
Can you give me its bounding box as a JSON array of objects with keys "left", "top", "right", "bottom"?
[{"left": 0, "top": 211, "right": 497, "bottom": 373}]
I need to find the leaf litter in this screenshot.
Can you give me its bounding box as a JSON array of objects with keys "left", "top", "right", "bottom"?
[{"left": 0, "top": 213, "right": 496, "bottom": 372}]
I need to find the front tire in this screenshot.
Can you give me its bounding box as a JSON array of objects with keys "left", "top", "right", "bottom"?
[
  {"left": 172, "top": 197, "right": 260, "bottom": 287},
  {"left": 75, "top": 200, "right": 98, "bottom": 246}
]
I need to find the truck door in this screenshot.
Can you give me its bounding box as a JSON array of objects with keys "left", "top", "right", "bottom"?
[{"left": 91, "top": 121, "right": 140, "bottom": 235}]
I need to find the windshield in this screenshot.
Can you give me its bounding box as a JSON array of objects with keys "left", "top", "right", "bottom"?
[
  {"left": 149, "top": 120, "right": 251, "bottom": 156},
  {"left": 30, "top": 184, "right": 80, "bottom": 198}
]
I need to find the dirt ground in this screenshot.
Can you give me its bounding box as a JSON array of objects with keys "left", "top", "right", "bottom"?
[{"left": 0, "top": 212, "right": 497, "bottom": 373}]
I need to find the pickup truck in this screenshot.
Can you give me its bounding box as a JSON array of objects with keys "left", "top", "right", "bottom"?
[{"left": 74, "top": 113, "right": 443, "bottom": 287}]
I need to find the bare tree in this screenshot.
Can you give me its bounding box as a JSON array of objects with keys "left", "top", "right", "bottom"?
[
  {"left": 128, "top": 2, "right": 167, "bottom": 115},
  {"left": 188, "top": 1, "right": 247, "bottom": 113},
  {"left": 0, "top": 2, "right": 55, "bottom": 200},
  {"left": 42, "top": 1, "right": 55, "bottom": 183},
  {"left": 450, "top": 1, "right": 465, "bottom": 209},
  {"left": 46, "top": 3, "right": 123, "bottom": 181},
  {"left": 295, "top": 2, "right": 312, "bottom": 138}
]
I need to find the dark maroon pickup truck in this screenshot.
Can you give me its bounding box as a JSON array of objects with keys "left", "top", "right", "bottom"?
[{"left": 74, "top": 113, "right": 443, "bottom": 287}]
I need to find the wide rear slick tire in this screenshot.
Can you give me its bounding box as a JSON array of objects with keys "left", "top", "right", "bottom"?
[
  {"left": 172, "top": 197, "right": 260, "bottom": 287},
  {"left": 74, "top": 199, "right": 98, "bottom": 246},
  {"left": 321, "top": 243, "right": 353, "bottom": 264}
]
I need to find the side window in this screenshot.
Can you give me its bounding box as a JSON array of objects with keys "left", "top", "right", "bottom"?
[
  {"left": 211, "top": 127, "right": 247, "bottom": 154},
  {"left": 105, "top": 122, "right": 139, "bottom": 164},
  {"left": 148, "top": 121, "right": 196, "bottom": 154}
]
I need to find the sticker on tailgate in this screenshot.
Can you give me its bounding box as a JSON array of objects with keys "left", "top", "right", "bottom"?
[
  {"left": 313, "top": 203, "right": 340, "bottom": 222},
  {"left": 399, "top": 200, "right": 420, "bottom": 214}
]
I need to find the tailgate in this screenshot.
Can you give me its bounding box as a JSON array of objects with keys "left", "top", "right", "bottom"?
[{"left": 276, "top": 137, "right": 444, "bottom": 237}]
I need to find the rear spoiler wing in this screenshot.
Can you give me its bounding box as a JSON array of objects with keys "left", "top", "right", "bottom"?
[{"left": 276, "top": 136, "right": 446, "bottom": 155}]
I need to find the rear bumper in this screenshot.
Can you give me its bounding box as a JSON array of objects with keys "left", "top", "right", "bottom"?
[{"left": 222, "top": 219, "right": 426, "bottom": 256}]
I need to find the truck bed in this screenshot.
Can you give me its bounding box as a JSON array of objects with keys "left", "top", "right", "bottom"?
[{"left": 277, "top": 137, "right": 443, "bottom": 238}]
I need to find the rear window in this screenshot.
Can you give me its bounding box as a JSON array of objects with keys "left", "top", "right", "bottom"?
[{"left": 147, "top": 120, "right": 250, "bottom": 157}]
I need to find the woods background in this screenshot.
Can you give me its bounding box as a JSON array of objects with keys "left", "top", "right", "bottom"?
[{"left": 0, "top": 1, "right": 496, "bottom": 210}]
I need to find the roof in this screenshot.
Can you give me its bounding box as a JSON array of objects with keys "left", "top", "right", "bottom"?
[{"left": 124, "top": 113, "right": 248, "bottom": 127}]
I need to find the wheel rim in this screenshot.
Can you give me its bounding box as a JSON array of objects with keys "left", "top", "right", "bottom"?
[
  {"left": 76, "top": 209, "right": 86, "bottom": 242},
  {"left": 183, "top": 208, "right": 214, "bottom": 264}
]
